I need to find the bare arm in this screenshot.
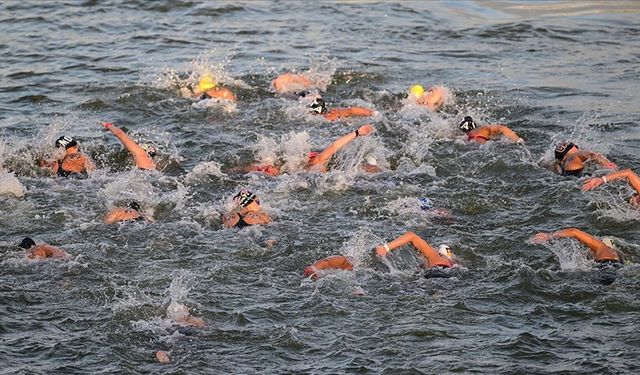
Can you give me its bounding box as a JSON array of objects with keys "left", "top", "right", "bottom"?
[
  {"left": 583, "top": 169, "right": 640, "bottom": 193},
  {"left": 307, "top": 124, "right": 374, "bottom": 169},
  {"left": 579, "top": 151, "right": 616, "bottom": 170},
  {"left": 488, "top": 125, "right": 523, "bottom": 143},
  {"left": 101, "top": 122, "right": 155, "bottom": 170},
  {"left": 533, "top": 228, "right": 609, "bottom": 256},
  {"left": 375, "top": 231, "right": 441, "bottom": 266},
  {"left": 303, "top": 255, "right": 353, "bottom": 279}
]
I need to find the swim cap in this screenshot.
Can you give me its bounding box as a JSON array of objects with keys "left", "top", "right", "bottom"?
[
  {"left": 458, "top": 116, "right": 476, "bottom": 132},
  {"left": 234, "top": 189, "right": 258, "bottom": 207},
  {"left": 419, "top": 197, "right": 433, "bottom": 211},
  {"left": 197, "top": 75, "right": 217, "bottom": 92},
  {"left": 127, "top": 201, "right": 141, "bottom": 211},
  {"left": 55, "top": 136, "right": 78, "bottom": 149},
  {"left": 19, "top": 237, "right": 36, "bottom": 249},
  {"left": 308, "top": 151, "right": 320, "bottom": 159},
  {"left": 309, "top": 97, "right": 327, "bottom": 114},
  {"left": 437, "top": 244, "right": 453, "bottom": 259},
  {"left": 554, "top": 142, "right": 577, "bottom": 160},
  {"left": 410, "top": 84, "right": 425, "bottom": 97},
  {"left": 141, "top": 143, "right": 157, "bottom": 157}
]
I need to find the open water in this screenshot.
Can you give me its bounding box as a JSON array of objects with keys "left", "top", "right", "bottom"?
[{"left": 1, "top": 1, "right": 640, "bottom": 373}]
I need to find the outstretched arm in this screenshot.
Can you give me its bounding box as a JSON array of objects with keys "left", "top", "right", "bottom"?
[
  {"left": 488, "top": 125, "right": 524, "bottom": 143},
  {"left": 375, "top": 231, "right": 441, "bottom": 266},
  {"left": 101, "top": 122, "right": 155, "bottom": 170},
  {"left": 303, "top": 255, "right": 353, "bottom": 279},
  {"left": 532, "top": 228, "right": 609, "bottom": 255},
  {"left": 583, "top": 169, "right": 640, "bottom": 193},
  {"left": 307, "top": 124, "right": 374, "bottom": 169}
]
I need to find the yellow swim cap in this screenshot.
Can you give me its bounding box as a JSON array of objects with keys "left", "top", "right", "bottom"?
[
  {"left": 197, "top": 75, "right": 217, "bottom": 92},
  {"left": 410, "top": 84, "right": 425, "bottom": 97}
]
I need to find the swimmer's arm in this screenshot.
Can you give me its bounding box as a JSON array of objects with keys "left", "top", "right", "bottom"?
[
  {"left": 551, "top": 228, "right": 609, "bottom": 253},
  {"left": 244, "top": 211, "right": 271, "bottom": 225},
  {"left": 222, "top": 212, "right": 241, "bottom": 228},
  {"left": 84, "top": 154, "right": 96, "bottom": 172},
  {"left": 102, "top": 122, "right": 155, "bottom": 170},
  {"left": 582, "top": 151, "right": 617, "bottom": 170},
  {"left": 103, "top": 210, "right": 121, "bottom": 224},
  {"left": 376, "top": 231, "right": 438, "bottom": 260},
  {"left": 304, "top": 256, "right": 353, "bottom": 279},
  {"left": 308, "top": 124, "right": 374, "bottom": 168},
  {"left": 583, "top": 169, "right": 640, "bottom": 192},
  {"left": 488, "top": 125, "right": 523, "bottom": 143},
  {"left": 38, "top": 158, "right": 59, "bottom": 174}
]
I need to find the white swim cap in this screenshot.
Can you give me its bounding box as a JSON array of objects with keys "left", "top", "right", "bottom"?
[{"left": 437, "top": 244, "right": 453, "bottom": 259}]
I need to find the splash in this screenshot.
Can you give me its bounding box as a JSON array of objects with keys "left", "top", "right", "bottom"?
[
  {"left": 184, "top": 161, "right": 226, "bottom": 184},
  {"left": 546, "top": 238, "right": 594, "bottom": 271},
  {"left": 338, "top": 228, "right": 382, "bottom": 269}
]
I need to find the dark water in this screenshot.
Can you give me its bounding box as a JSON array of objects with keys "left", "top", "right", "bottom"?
[{"left": 1, "top": 1, "right": 640, "bottom": 373}]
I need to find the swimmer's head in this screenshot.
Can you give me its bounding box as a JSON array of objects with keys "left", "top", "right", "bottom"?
[
  {"left": 309, "top": 97, "right": 327, "bottom": 114},
  {"left": 197, "top": 75, "right": 217, "bottom": 92},
  {"left": 437, "top": 244, "right": 453, "bottom": 259},
  {"left": 55, "top": 135, "right": 78, "bottom": 149},
  {"left": 141, "top": 143, "right": 157, "bottom": 157},
  {"left": 19, "top": 237, "right": 36, "bottom": 249},
  {"left": 233, "top": 189, "right": 259, "bottom": 208},
  {"left": 410, "top": 84, "right": 425, "bottom": 98},
  {"left": 295, "top": 91, "right": 309, "bottom": 98},
  {"left": 554, "top": 142, "right": 577, "bottom": 160},
  {"left": 308, "top": 151, "right": 320, "bottom": 160},
  {"left": 419, "top": 197, "right": 433, "bottom": 211},
  {"left": 127, "top": 201, "right": 141, "bottom": 211},
  {"left": 458, "top": 116, "right": 476, "bottom": 132}
]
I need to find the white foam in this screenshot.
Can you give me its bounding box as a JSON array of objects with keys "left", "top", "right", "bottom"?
[{"left": 0, "top": 171, "right": 26, "bottom": 198}]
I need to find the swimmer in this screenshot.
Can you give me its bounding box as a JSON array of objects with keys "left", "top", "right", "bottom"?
[
  {"left": 532, "top": 228, "right": 623, "bottom": 284},
  {"left": 583, "top": 169, "right": 640, "bottom": 207},
  {"left": 38, "top": 136, "right": 96, "bottom": 177},
  {"left": 375, "top": 231, "right": 459, "bottom": 273},
  {"left": 308, "top": 97, "right": 375, "bottom": 121},
  {"left": 419, "top": 197, "right": 453, "bottom": 220},
  {"left": 180, "top": 74, "right": 236, "bottom": 102},
  {"left": 272, "top": 72, "right": 314, "bottom": 94},
  {"left": 101, "top": 122, "right": 156, "bottom": 170},
  {"left": 103, "top": 201, "right": 153, "bottom": 224},
  {"left": 458, "top": 116, "right": 524, "bottom": 144},
  {"left": 166, "top": 301, "right": 205, "bottom": 327},
  {"left": 407, "top": 84, "right": 448, "bottom": 111},
  {"left": 553, "top": 141, "right": 617, "bottom": 176},
  {"left": 18, "top": 237, "right": 69, "bottom": 260},
  {"left": 222, "top": 189, "right": 271, "bottom": 228},
  {"left": 243, "top": 124, "right": 375, "bottom": 176},
  {"left": 303, "top": 255, "right": 354, "bottom": 280}
]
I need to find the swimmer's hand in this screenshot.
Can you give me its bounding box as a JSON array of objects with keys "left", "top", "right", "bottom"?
[
  {"left": 100, "top": 121, "right": 114, "bottom": 130},
  {"left": 582, "top": 177, "right": 605, "bottom": 191},
  {"left": 375, "top": 245, "right": 389, "bottom": 257},
  {"left": 357, "top": 124, "right": 374, "bottom": 137},
  {"left": 531, "top": 232, "right": 552, "bottom": 244},
  {"left": 604, "top": 162, "right": 617, "bottom": 170},
  {"left": 303, "top": 266, "right": 318, "bottom": 279},
  {"left": 155, "top": 350, "right": 171, "bottom": 363}
]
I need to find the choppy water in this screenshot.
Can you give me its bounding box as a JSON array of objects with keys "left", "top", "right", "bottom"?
[{"left": 1, "top": 1, "right": 640, "bottom": 373}]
